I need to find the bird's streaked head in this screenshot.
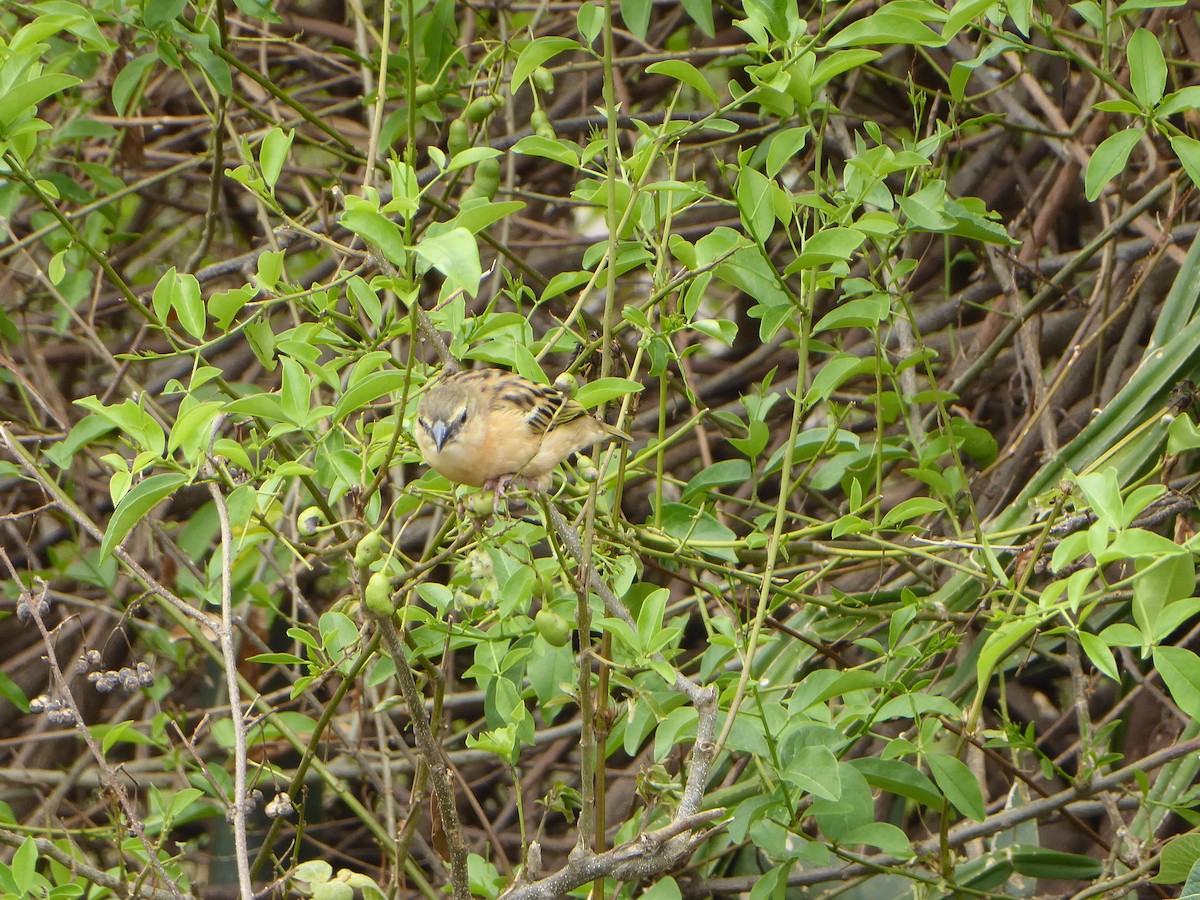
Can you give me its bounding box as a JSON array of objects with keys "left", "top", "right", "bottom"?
[{"left": 417, "top": 382, "right": 477, "bottom": 451}]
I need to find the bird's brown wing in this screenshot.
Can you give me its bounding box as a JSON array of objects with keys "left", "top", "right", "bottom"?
[
  {"left": 458, "top": 370, "right": 582, "bottom": 437},
  {"left": 447, "top": 367, "right": 623, "bottom": 439}
]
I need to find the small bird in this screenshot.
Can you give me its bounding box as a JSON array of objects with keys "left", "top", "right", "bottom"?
[{"left": 414, "top": 368, "right": 630, "bottom": 494}]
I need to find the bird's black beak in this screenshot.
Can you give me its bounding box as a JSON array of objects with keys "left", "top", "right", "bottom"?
[{"left": 430, "top": 421, "right": 449, "bottom": 451}]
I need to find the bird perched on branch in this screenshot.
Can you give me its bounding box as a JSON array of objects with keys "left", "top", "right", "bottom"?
[{"left": 414, "top": 368, "right": 630, "bottom": 495}]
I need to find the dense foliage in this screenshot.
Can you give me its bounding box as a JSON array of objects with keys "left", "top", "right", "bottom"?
[{"left": 4, "top": 0, "right": 1200, "bottom": 897}]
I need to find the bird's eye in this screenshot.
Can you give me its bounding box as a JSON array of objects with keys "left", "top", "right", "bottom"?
[{"left": 457, "top": 409, "right": 468, "bottom": 424}]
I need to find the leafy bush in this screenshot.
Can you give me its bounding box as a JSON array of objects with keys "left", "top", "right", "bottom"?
[{"left": 3, "top": 0, "right": 1200, "bottom": 897}]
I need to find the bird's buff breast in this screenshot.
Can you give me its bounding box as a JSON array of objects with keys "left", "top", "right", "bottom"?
[{"left": 421, "top": 429, "right": 539, "bottom": 486}]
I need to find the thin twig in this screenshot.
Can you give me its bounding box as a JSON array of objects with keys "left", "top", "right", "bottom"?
[{"left": 204, "top": 440, "right": 255, "bottom": 899}]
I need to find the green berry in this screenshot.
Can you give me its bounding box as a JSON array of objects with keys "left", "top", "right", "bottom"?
[
  {"left": 535, "top": 609, "right": 571, "bottom": 647},
  {"left": 470, "top": 491, "right": 497, "bottom": 518},
  {"left": 532, "top": 66, "right": 555, "bottom": 94},
  {"left": 463, "top": 156, "right": 501, "bottom": 202},
  {"left": 298, "top": 506, "right": 326, "bottom": 537},
  {"left": 463, "top": 94, "right": 502, "bottom": 124},
  {"left": 412, "top": 82, "right": 438, "bottom": 106},
  {"left": 531, "top": 108, "right": 554, "bottom": 139},
  {"left": 353, "top": 530, "right": 383, "bottom": 569},
  {"left": 364, "top": 571, "right": 394, "bottom": 617},
  {"left": 447, "top": 118, "right": 470, "bottom": 157}
]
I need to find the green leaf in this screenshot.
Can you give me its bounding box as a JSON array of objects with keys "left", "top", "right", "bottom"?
[
  {"left": 658, "top": 502, "right": 739, "bottom": 562},
  {"left": 100, "top": 473, "right": 188, "bottom": 560},
  {"left": 259, "top": 126, "right": 294, "bottom": 192},
  {"left": 512, "top": 37, "right": 581, "bottom": 92},
  {"left": 850, "top": 757, "right": 942, "bottom": 808},
  {"left": 384, "top": 159, "right": 419, "bottom": 219},
  {"left": 791, "top": 227, "right": 867, "bottom": 268},
  {"left": 100, "top": 720, "right": 161, "bottom": 754},
  {"left": 340, "top": 195, "right": 407, "bottom": 264},
  {"left": 1099, "top": 622, "right": 1143, "bottom": 647},
  {"left": 1160, "top": 86, "right": 1200, "bottom": 116},
  {"left": 144, "top": 0, "right": 187, "bottom": 28},
  {"left": 806, "top": 354, "right": 874, "bottom": 404},
  {"left": 1078, "top": 631, "right": 1120, "bottom": 682},
  {"left": 1094, "top": 98, "right": 1142, "bottom": 114},
  {"left": 1169, "top": 134, "right": 1200, "bottom": 192},
  {"left": 333, "top": 371, "right": 410, "bottom": 423},
  {"left": 447, "top": 146, "right": 502, "bottom": 172},
  {"left": 174, "top": 272, "right": 205, "bottom": 339},
  {"left": 653, "top": 706, "right": 698, "bottom": 760},
  {"left": 232, "top": 0, "right": 279, "bottom": 20},
  {"left": 1154, "top": 833, "right": 1200, "bottom": 884},
  {"left": 1127, "top": 28, "right": 1166, "bottom": 108},
  {"left": 876, "top": 691, "right": 962, "bottom": 720},
  {"left": 0, "top": 74, "right": 81, "bottom": 129},
  {"left": 168, "top": 400, "right": 223, "bottom": 463},
  {"left": 75, "top": 396, "right": 165, "bottom": 455},
  {"left": 780, "top": 745, "right": 842, "bottom": 800},
  {"left": 151, "top": 266, "right": 177, "bottom": 326},
  {"left": 735, "top": 166, "right": 774, "bottom": 243},
  {"left": 512, "top": 133, "right": 583, "bottom": 167},
  {"left": 646, "top": 60, "right": 718, "bottom": 103},
  {"left": 112, "top": 54, "right": 157, "bottom": 117},
  {"left": 0, "top": 668, "right": 29, "bottom": 713},
  {"left": 573, "top": 377, "right": 643, "bottom": 408},
  {"left": 455, "top": 199, "right": 526, "bottom": 234},
  {"left": 1168, "top": 413, "right": 1200, "bottom": 453},
  {"left": 577, "top": 2, "right": 603, "bottom": 44},
  {"left": 465, "top": 723, "right": 520, "bottom": 763},
  {"left": 11, "top": 837, "right": 37, "bottom": 893},
  {"left": 599, "top": 615, "right": 643, "bottom": 655},
  {"left": 223, "top": 392, "right": 287, "bottom": 423},
  {"left": 1074, "top": 467, "right": 1122, "bottom": 528},
  {"left": 879, "top": 496, "right": 944, "bottom": 529},
  {"left": 621, "top": 0, "right": 652, "bottom": 39},
  {"left": 187, "top": 45, "right": 232, "bottom": 96},
  {"left": 1070, "top": 0, "right": 1103, "bottom": 28},
  {"left": 635, "top": 587, "right": 669, "bottom": 644},
  {"left": 841, "top": 821, "right": 913, "bottom": 857},
  {"left": 765, "top": 126, "right": 810, "bottom": 178},
  {"left": 681, "top": 0, "right": 715, "bottom": 36},
  {"left": 827, "top": 12, "right": 946, "bottom": 48},
  {"left": 44, "top": 414, "right": 116, "bottom": 469},
  {"left": 976, "top": 617, "right": 1040, "bottom": 684},
  {"left": 813, "top": 293, "right": 890, "bottom": 333},
  {"left": 280, "top": 356, "right": 310, "bottom": 425},
  {"left": 1085, "top": 128, "right": 1143, "bottom": 201},
  {"left": 943, "top": 0, "right": 998, "bottom": 40},
  {"left": 1183, "top": 858, "right": 1200, "bottom": 900},
  {"left": 415, "top": 227, "right": 481, "bottom": 297},
  {"left": 811, "top": 49, "right": 881, "bottom": 87},
  {"left": 682, "top": 459, "right": 752, "bottom": 502},
  {"left": 926, "top": 752, "right": 985, "bottom": 821},
  {"left": 1154, "top": 646, "right": 1200, "bottom": 720},
  {"left": 727, "top": 418, "right": 769, "bottom": 459},
  {"left": 208, "top": 285, "right": 253, "bottom": 331}
]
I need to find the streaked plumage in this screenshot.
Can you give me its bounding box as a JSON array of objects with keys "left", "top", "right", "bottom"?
[{"left": 414, "top": 368, "right": 630, "bottom": 492}]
